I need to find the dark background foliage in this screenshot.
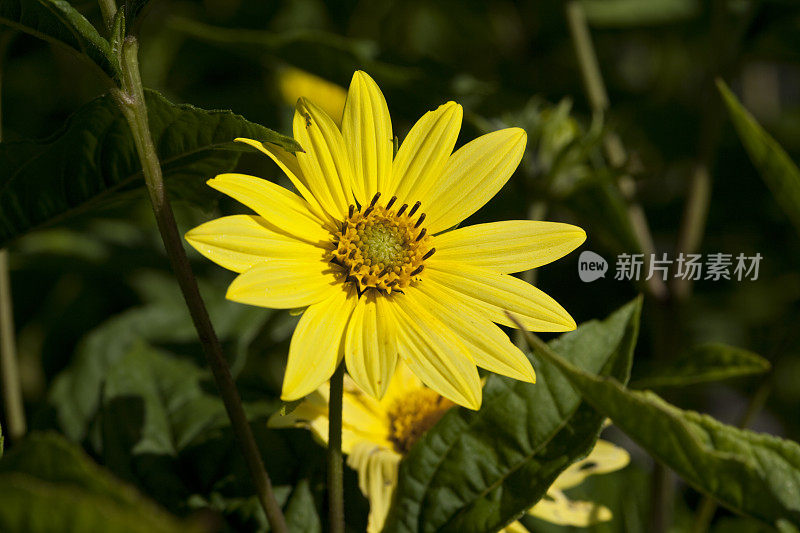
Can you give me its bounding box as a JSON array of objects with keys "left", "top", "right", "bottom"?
[{"left": 2, "top": 0, "right": 800, "bottom": 532}]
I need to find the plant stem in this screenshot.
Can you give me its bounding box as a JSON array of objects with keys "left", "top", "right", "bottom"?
[
  {"left": 0, "top": 250, "right": 25, "bottom": 443},
  {"left": 328, "top": 363, "right": 346, "bottom": 533},
  {"left": 98, "top": 0, "right": 117, "bottom": 31},
  {"left": 112, "top": 36, "right": 288, "bottom": 533},
  {"left": 564, "top": 0, "right": 667, "bottom": 301},
  {"left": 0, "top": 30, "right": 25, "bottom": 444}
]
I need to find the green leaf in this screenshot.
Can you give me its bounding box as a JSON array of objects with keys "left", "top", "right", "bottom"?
[
  {"left": 101, "top": 342, "right": 229, "bottom": 458},
  {"left": 285, "top": 479, "right": 321, "bottom": 533},
  {"left": 50, "top": 270, "right": 271, "bottom": 443},
  {"left": 580, "top": 0, "right": 700, "bottom": 28},
  {"left": 383, "top": 297, "right": 642, "bottom": 533},
  {"left": 0, "top": 432, "right": 197, "bottom": 533},
  {"left": 0, "top": 0, "right": 120, "bottom": 81},
  {"left": 523, "top": 329, "right": 800, "bottom": 529},
  {"left": 0, "top": 89, "right": 298, "bottom": 248},
  {"left": 718, "top": 79, "right": 800, "bottom": 237},
  {"left": 631, "top": 342, "right": 771, "bottom": 389}
]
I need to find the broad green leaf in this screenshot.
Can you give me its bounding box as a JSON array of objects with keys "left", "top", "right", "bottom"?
[
  {"left": 383, "top": 298, "right": 642, "bottom": 533},
  {"left": 631, "top": 342, "right": 771, "bottom": 389},
  {"left": 0, "top": 0, "right": 120, "bottom": 81},
  {"left": 581, "top": 0, "right": 699, "bottom": 27},
  {"left": 718, "top": 80, "right": 800, "bottom": 237},
  {"left": 101, "top": 342, "right": 230, "bottom": 458},
  {"left": 0, "top": 89, "right": 298, "bottom": 248},
  {"left": 524, "top": 331, "right": 800, "bottom": 529},
  {"left": 0, "top": 432, "right": 197, "bottom": 533},
  {"left": 285, "top": 479, "right": 321, "bottom": 533},
  {"left": 50, "top": 270, "right": 271, "bottom": 443}
]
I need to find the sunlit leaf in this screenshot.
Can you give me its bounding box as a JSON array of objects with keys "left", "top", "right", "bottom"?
[
  {"left": 718, "top": 79, "right": 800, "bottom": 238},
  {"left": 0, "top": 89, "right": 298, "bottom": 248},
  {"left": 631, "top": 342, "right": 771, "bottom": 389},
  {"left": 383, "top": 298, "right": 642, "bottom": 533},
  {"left": 0, "top": 433, "right": 197, "bottom": 533},
  {"left": 524, "top": 330, "right": 800, "bottom": 529},
  {"left": 0, "top": 0, "right": 120, "bottom": 81}
]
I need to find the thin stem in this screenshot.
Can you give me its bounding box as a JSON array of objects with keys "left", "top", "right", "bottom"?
[
  {"left": 672, "top": 0, "right": 752, "bottom": 300},
  {"left": 112, "top": 36, "right": 288, "bottom": 533},
  {"left": 328, "top": 363, "right": 346, "bottom": 533},
  {"left": 691, "top": 378, "right": 771, "bottom": 533},
  {"left": 564, "top": 1, "right": 667, "bottom": 301},
  {"left": 97, "top": 0, "right": 117, "bottom": 32},
  {"left": 0, "top": 250, "right": 25, "bottom": 443},
  {"left": 0, "top": 30, "right": 25, "bottom": 444}
]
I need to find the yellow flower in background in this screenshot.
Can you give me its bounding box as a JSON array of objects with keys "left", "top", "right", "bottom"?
[
  {"left": 186, "top": 70, "right": 585, "bottom": 409},
  {"left": 269, "top": 364, "right": 630, "bottom": 533},
  {"left": 277, "top": 67, "right": 347, "bottom": 126}
]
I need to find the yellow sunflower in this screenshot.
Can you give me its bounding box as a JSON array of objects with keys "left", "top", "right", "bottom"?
[
  {"left": 269, "top": 363, "right": 630, "bottom": 533},
  {"left": 186, "top": 70, "right": 585, "bottom": 409}
]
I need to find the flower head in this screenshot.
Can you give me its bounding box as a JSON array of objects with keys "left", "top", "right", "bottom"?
[
  {"left": 186, "top": 71, "right": 585, "bottom": 409},
  {"left": 269, "top": 364, "right": 630, "bottom": 533}
]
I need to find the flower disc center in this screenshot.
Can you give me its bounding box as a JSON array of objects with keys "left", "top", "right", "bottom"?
[
  {"left": 330, "top": 193, "right": 433, "bottom": 294},
  {"left": 387, "top": 387, "right": 453, "bottom": 454}
]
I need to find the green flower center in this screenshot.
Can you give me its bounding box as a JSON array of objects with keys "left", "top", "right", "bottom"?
[
  {"left": 329, "top": 193, "right": 434, "bottom": 295},
  {"left": 356, "top": 220, "right": 408, "bottom": 268}
]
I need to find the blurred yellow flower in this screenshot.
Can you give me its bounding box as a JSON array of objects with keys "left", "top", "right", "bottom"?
[
  {"left": 277, "top": 67, "right": 347, "bottom": 125},
  {"left": 269, "top": 364, "right": 630, "bottom": 532},
  {"left": 186, "top": 70, "right": 584, "bottom": 409}
]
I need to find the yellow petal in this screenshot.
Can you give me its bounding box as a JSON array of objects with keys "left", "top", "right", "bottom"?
[
  {"left": 386, "top": 293, "right": 482, "bottom": 410},
  {"left": 234, "top": 138, "right": 330, "bottom": 223},
  {"left": 277, "top": 67, "right": 347, "bottom": 125},
  {"left": 529, "top": 489, "right": 613, "bottom": 526},
  {"left": 346, "top": 441, "right": 402, "bottom": 533},
  {"left": 413, "top": 284, "right": 535, "bottom": 383},
  {"left": 425, "top": 262, "right": 576, "bottom": 331},
  {"left": 498, "top": 521, "right": 529, "bottom": 533},
  {"left": 207, "top": 173, "right": 330, "bottom": 245},
  {"left": 551, "top": 439, "right": 630, "bottom": 490},
  {"left": 294, "top": 98, "right": 354, "bottom": 219},
  {"left": 378, "top": 361, "right": 425, "bottom": 412},
  {"left": 282, "top": 286, "right": 357, "bottom": 401},
  {"left": 185, "top": 215, "right": 324, "bottom": 273},
  {"left": 226, "top": 256, "right": 339, "bottom": 309},
  {"left": 389, "top": 102, "right": 462, "bottom": 204},
  {"left": 425, "top": 128, "right": 527, "bottom": 234},
  {"left": 433, "top": 221, "right": 586, "bottom": 273},
  {"left": 345, "top": 290, "right": 399, "bottom": 399},
  {"left": 341, "top": 71, "right": 393, "bottom": 205}
]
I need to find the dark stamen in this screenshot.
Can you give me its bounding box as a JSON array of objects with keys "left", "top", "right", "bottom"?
[
  {"left": 348, "top": 204, "right": 355, "bottom": 218},
  {"left": 422, "top": 248, "right": 436, "bottom": 260},
  {"left": 379, "top": 265, "right": 392, "bottom": 276},
  {"left": 348, "top": 248, "right": 357, "bottom": 258},
  {"left": 416, "top": 228, "right": 427, "bottom": 241},
  {"left": 414, "top": 213, "right": 426, "bottom": 228},
  {"left": 408, "top": 201, "right": 421, "bottom": 217},
  {"left": 369, "top": 192, "right": 381, "bottom": 207},
  {"left": 363, "top": 206, "right": 374, "bottom": 217},
  {"left": 410, "top": 265, "right": 424, "bottom": 276},
  {"left": 397, "top": 203, "right": 408, "bottom": 216},
  {"left": 386, "top": 196, "right": 397, "bottom": 209}
]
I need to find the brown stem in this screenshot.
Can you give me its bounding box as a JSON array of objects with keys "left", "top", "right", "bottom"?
[{"left": 112, "top": 36, "right": 288, "bottom": 533}]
